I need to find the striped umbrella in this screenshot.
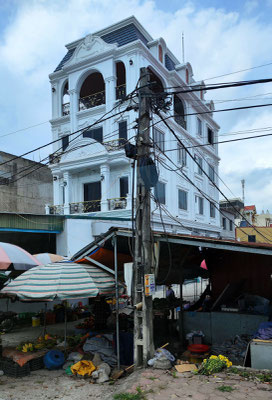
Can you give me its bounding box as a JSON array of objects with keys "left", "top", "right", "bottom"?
[
  {"left": 1, "top": 262, "right": 120, "bottom": 301},
  {"left": 33, "top": 253, "right": 64, "bottom": 265},
  {"left": 0, "top": 242, "right": 41, "bottom": 271}
]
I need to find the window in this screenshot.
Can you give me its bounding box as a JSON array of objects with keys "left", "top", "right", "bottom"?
[
  {"left": 119, "top": 121, "right": 127, "bottom": 145},
  {"left": 210, "top": 202, "right": 216, "bottom": 218},
  {"left": 153, "top": 128, "right": 165, "bottom": 152},
  {"left": 186, "top": 69, "right": 189, "bottom": 84},
  {"left": 195, "top": 196, "right": 204, "bottom": 215},
  {"left": 178, "top": 189, "right": 188, "bottom": 210},
  {"left": 229, "top": 220, "right": 233, "bottom": 231},
  {"left": 154, "top": 181, "right": 166, "bottom": 204},
  {"left": 120, "top": 176, "right": 128, "bottom": 198},
  {"left": 195, "top": 155, "right": 203, "bottom": 175},
  {"left": 83, "top": 127, "right": 103, "bottom": 143},
  {"left": 62, "top": 135, "right": 69, "bottom": 151},
  {"left": 197, "top": 118, "right": 202, "bottom": 136},
  {"left": 177, "top": 144, "right": 187, "bottom": 166},
  {"left": 248, "top": 235, "right": 256, "bottom": 242},
  {"left": 222, "top": 217, "right": 226, "bottom": 230},
  {"left": 158, "top": 45, "right": 163, "bottom": 63},
  {"left": 208, "top": 164, "right": 215, "bottom": 183},
  {"left": 207, "top": 127, "right": 214, "bottom": 145}
]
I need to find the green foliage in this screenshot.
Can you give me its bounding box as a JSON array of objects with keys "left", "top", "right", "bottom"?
[
  {"left": 256, "top": 373, "right": 272, "bottom": 383},
  {"left": 113, "top": 387, "right": 146, "bottom": 400},
  {"left": 198, "top": 355, "right": 232, "bottom": 376},
  {"left": 217, "top": 385, "right": 234, "bottom": 392}
]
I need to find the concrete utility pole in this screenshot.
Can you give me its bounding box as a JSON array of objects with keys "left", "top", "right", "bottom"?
[{"left": 133, "top": 67, "right": 155, "bottom": 366}]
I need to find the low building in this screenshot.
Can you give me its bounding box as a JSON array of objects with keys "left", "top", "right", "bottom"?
[{"left": 0, "top": 151, "right": 53, "bottom": 214}]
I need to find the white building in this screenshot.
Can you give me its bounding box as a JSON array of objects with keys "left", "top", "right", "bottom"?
[{"left": 47, "top": 17, "right": 221, "bottom": 256}]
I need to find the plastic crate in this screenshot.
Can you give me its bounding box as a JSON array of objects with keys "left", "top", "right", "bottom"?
[
  {"left": 29, "top": 356, "right": 44, "bottom": 371},
  {"left": 0, "top": 358, "right": 30, "bottom": 378}
]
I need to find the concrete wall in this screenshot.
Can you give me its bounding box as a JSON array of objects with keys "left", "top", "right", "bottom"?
[{"left": 0, "top": 151, "right": 53, "bottom": 214}]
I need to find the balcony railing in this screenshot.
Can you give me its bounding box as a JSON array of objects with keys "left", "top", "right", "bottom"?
[
  {"left": 70, "top": 200, "right": 101, "bottom": 214},
  {"left": 103, "top": 138, "right": 125, "bottom": 152},
  {"left": 108, "top": 197, "right": 127, "bottom": 210},
  {"left": 62, "top": 103, "right": 70, "bottom": 116},
  {"left": 174, "top": 114, "right": 187, "bottom": 130},
  {"left": 116, "top": 84, "right": 126, "bottom": 101},
  {"left": 79, "top": 91, "right": 105, "bottom": 111},
  {"left": 49, "top": 205, "right": 64, "bottom": 215}
]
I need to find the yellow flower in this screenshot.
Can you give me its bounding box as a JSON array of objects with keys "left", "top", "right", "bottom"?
[
  {"left": 203, "top": 359, "right": 207, "bottom": 363},
  {"left": 210, "top": 355, "right": 217, "bottom": 360}
]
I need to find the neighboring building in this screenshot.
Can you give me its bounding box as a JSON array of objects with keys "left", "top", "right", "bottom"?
[
  {"left": 48, "top": 16, "right": 221, "bottom": 256},
  {"left": 219, "top": 207, "right": 235, "bottom": 240},
  {"left": 236, "top": 226, "right": 272, "bottom": 244},
  {"left": 0, "top": 151, "right": 53, "bottom": 214}
]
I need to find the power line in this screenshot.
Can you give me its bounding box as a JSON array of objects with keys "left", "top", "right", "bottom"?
[
  {"left": 0, "top": 121, "right": 49, "bottom": 140},
  {"left": 203, "top": 61, "right": 272, "bottom": 81},
  {"left": 155, "top": 109, "right": 272, "bottom": 244}
]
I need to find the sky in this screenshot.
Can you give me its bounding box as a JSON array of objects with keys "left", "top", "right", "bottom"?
[{"left": 1, "top": 0, "right": 272, "bottom": 212}]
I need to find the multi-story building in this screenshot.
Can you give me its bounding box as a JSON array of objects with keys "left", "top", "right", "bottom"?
[{"left": 47, "top": 16, "right": 221, "bottom": 256}]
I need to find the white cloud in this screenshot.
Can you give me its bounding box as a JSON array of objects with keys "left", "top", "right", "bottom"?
[{"left": 0, "top": 0, "right": 272, "bottom": 209}]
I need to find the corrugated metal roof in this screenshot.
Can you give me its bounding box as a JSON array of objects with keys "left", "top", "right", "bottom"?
[
  {"left": 54, "top": 23, "right": 148, "bottom": 72},
  {"left": 165, "top": 54, "right": 176, "bottom": 71}
]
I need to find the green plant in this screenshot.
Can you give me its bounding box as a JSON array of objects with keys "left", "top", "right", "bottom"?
[
  {"left": 256, "top": 373, "right": 272, "bottom": 383},
  {"left": 217, "top": 385, "right": 234, "bottom": 392},
  {"left": 198, "top": 355, "right": 232, "bottom": 375},
  {"left": 229, "top": 367, "right": 239, "bottom": 374},
  {"left": 113, "top": 387, "right": 146, "bottom": 400},
  {"left": 172, "top": 370, "right": 178, "bottom": 378}
]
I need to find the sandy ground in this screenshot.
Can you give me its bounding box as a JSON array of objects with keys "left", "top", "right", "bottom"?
[{"left": 0, "top": 367, "right": 271, "bottom": 400}]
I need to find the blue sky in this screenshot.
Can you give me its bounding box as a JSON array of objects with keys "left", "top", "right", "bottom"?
[{"left": 1, "top": 0, "right": 272, "bottom": 211}]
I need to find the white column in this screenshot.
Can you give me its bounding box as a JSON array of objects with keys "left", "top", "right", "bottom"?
[
  {"left": 53, "top": 176, "right": 60, "bottom": 205},
  {"left": 63, "top": 172, "right": 70, "bottom": 215},
  {"left": 100, "top": 164, "right": 110, "bottom": 212},
  {"left": 126, "top": 164, "right": 133, "bottom": 210},
  {"left": 68, "top": 89, "right": 78, "bottom": 134},
  {"left": 105, "top": 76, "right": 116, "bottom": 110}
]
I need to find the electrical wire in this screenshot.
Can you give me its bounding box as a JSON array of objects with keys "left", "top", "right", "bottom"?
[
  {"left": 155, "top": 109, "right": 272, "bottom": 244},
  {"left": 203, "top": 61, "right": 272, "bottom": 81}
]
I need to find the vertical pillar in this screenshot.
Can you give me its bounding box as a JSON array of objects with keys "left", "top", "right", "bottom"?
[
  {"left": 105, "top": 76, "right": 117, "bottom": 141},
  {"left": 63, "top": 172, "right": 70, "bottom": 215},
  {"left": 68, "top": 89, "right": 78, "bottom": 135},
  {"left": 53, "top": 176, "right": 60, "bottom": 205},
  {"left": 100, "top": 164, "right": 110, "bottom": 212}
]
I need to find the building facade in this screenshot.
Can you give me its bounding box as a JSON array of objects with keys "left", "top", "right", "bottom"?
[
  {"left": 0, "top": 151, "right": 53, "bottom": 214},
  {"left": 48, "top": 17, "right": 221, "bottom": 256}
]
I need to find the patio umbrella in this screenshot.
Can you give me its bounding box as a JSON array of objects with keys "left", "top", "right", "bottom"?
[
  {"left": 1, "top": 262, "right": 120, "bottom": 301},
  {"left": 0, "top": 242, "right": 41, "bottom": 271},
  {"left": 33, "top": 253, "right": 64, "bottom": 265}
]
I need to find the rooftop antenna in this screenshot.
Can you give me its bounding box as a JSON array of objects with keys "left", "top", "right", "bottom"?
[
  {"left": 241, "top": 179, "right": 245, "bottom": 205},
  {"left": 182, "top": 32, "right": 185, "bottom": 64}
]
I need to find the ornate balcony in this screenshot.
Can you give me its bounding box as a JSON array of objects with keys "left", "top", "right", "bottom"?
[
  {"left": 103, "top": 139, "right": 125, "bottom": 152},
  {"left": 116, "top": 84, "right": 126, "bottom": 101},
  {"left": 79, "top": 91, "right": 105, "bottom": 111},
  {"left": 70, "top": 200, "right": 101, "bottom": 214},
  {"left": 49, "top": 205, "right": 64, "bottom": 215},
  {"left": 174, "top": 114, "right": 187, "bottom": 130},
  {"left": 108, "top": 197, "right": 127, "bottom": 210},
  {"left": 62, "top": 103, "right": 70, "bottom": 116}
]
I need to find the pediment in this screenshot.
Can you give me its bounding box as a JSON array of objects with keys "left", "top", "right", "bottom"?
[
  {"left": 61, "top": 138, "right": 107, "bottom": 162},
  {"left": 66, "top": 35, "right": 117, "bottom": 66}
]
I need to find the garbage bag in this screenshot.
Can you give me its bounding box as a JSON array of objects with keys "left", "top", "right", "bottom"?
[{"left": 148, "top": 347, "right": 175, "bottom": 366}]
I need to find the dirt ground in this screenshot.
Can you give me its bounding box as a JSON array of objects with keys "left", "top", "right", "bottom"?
[{"left": 0, "top": 367, "right": 271, "bottom": 400}]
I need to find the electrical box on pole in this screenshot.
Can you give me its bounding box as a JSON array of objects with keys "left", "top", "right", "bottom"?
[{"left": 133, "top": 67, "right": 155, "bottom": 366}]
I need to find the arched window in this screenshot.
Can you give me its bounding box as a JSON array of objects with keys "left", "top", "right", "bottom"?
[
  {"left": 158, "top": 45, "right": 163, "bottom": 63},
  {"left": 186, "top": 68, "right": 189, "bottom": 84},
  {"left": 148, "top": 68, "right": 166, "bottom": 110},
  {"left": 116, "top": 62, "right": 126, "bottom": 100},
  {"left": 79, "top": 72, "right": 105, "bottom": 111},
  {"left": 62, "top": 82, "right": 70, "bottom": 116},
  {"left": 174, "top": 95, "right": 186, "bottom": 129}
]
